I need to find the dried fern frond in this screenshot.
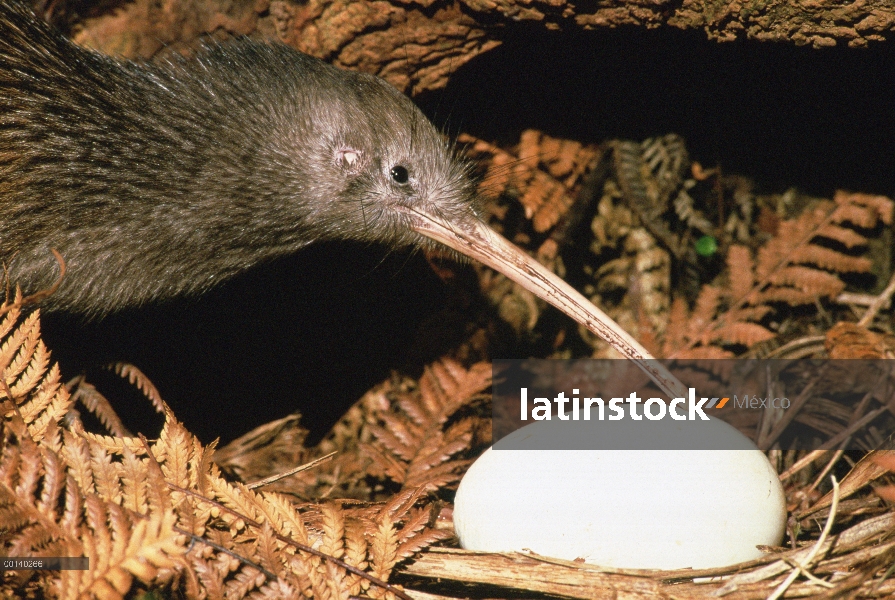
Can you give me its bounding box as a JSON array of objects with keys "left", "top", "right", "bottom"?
[
  {"left": 461, "top": 130, "right": 600, "bottom": 233},
  {"left": 612, "top": 135, "right": 692, "bottom": 256},
  {"left": 0, "top": 303, "right": 449, "bottom": 600},
  {"left": 660, "top": 193, "right": 893, "bottom": 356},
  {"left": 0, "top": 303, "right": 72, "bottom": 445},
  {"left": 216, "top": 359, "right": 491, "bottom": 503},
  {"left": 362, "top": 360, "right": 491, "bottom": 492},
  {"left": 69, "top": 376, "right": 131, "bottom": 438},
  {"left": 109, "top": 362, "right": 168, "bottom": 414}
]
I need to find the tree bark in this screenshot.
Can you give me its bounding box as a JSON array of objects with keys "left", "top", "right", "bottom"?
[{"left": 68, "top": 0, "right": 895, "bottom": 96}]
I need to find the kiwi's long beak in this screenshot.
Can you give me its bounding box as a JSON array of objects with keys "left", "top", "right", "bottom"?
[{"left": 411, "top": 210, "right": 688, "bottom": 399}]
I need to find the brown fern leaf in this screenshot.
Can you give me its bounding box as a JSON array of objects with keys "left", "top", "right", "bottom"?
[
  {"left": 459, "top": 130, "right": 599, "bottom": 233},
  {"left": 254, "top": 579, "right": 300, "bottom": 600},
  {"left": 372, "top": 487, "right": 425, "bottom": 526},
  {"left": 661, "top": 289, "right": 724, "bottom": 355},
  {"left": 319, "top": 502, "right": 345, "bottom": 558},
  {"left": 0, "top": 291, "right": 23, "bottom": 341},
  {"left": 790, "top": 244, "right": 872, "bottom": 273},
  {"left": 342, "top": 520, "right": 368, "bottom": 596},
  {"left": 254, "top": 522, "right": 285, "bottom": 575},
  {"left": 36, "top": 446, "right": 66, "bottom": 519},
  {"left": 1, "top": 355, "right": 187, "bottom": 598},
  {"left": 119, "top": 447, "right": 150, "bottom": 515},
  {"left": 736, "top": 305, "right": 773, "bottom": 322},
  {"left": 20, "top": 364, "right": 72, "bottom": 443},
  {"left": 271, "top": 362, "right": 489, "bottom": 499},
  {"left": 0, "top": 311, "right": 41, "bottom": 387},
  {"left": 754, "top": 199, "right": 874, "bottom": 283},
  {"left": 8, "top": 331, "right": 49, "bottom": 399},
  {"left": 109, "top": 362, "right": 168, "bottom": 414},
  {"left": 824, "top": 322, "right": 895, "bottom": 359},
  {"left": 192, "top": 554, "right": 231, "bottom": 600},
  {"left": 208, "top": 476, "right": 265, "bottom": 532},
  {"left": 318, "top": 503, "right": 347, "bottom": 599},
  {"left": 75, "top": 428, "right": 146, "bottom": 456},
  {"left": 69, "top": 377, "right": 130, "bottom": 437},
  {"left": 835, "top": 190, "right": 894, "bottom": 224},
  {"left": 672, "top": 346, "right": 735, "bottom": 359},
  {"left": 363, "top": 488, "right": 451, "bottom": 581},
  {"left": 726, "top": 245, "right": 755, "bottom": 301},
  {"left": 663, "top": 286, "right": 774, "bottom": 354},
  {"left": 364, "top": 443, "right": 411, "bottom": 484},
  {"left": 816, "top": 223, "right": 869, "bottom": 248},
  {"left": 287, "top": 545, "right": 330, "bottom": 600},
  {"left": 0, "top": 305, "right": 72, "bottom": 444},
  {"left": 222, "top": 564, "right": 268, "bottom": 599},
  {"left": 522, "top": 171, "right": 573, "bottom": 233},
  {"left": 708, "top": 321, "right": 776, "bottom": 347},
  {"left": 393, "top": 508, "right": 451, "bottom": 563},
  {"left": 677, "top": 193, "right": 889, "bottom": 355},
  {"left": 459, "top": 135, "right": 516, "bottom": 202},
  {"left": 418, "top": 361, "right": 491, "bottom": 420},
  {"left": 390, "top": 506, "right": 431, "bottom": 548},
  {"left": 362, "top": 359, "right": 490, "bottom": 491},
  {"left": 1, "top": 305, "right": 455, "bottom": 600},
  {"left": 70, "top": 470, "right": 183, "bottom": 597},
  {"left": 402, "top": 420, "right": 474, "bottom": 490},
  {"left": 754, "top": 212, "right": 824, "bottom": 281},
  {"left": 663, "top": 298, "right": 690, "bottom": 354},
  {"left": 91, "top": 444, "right": 124, "bottom": 507},
  {"left": 0, "top": 430, "right": 70, "bottom": 553},
  {"left": 156, "top": 410, "right": 195, "bottom": 491},
  {"left": 369, "top": 513, "right": 400, "bottom": 591},
  {"left": 396, "top": 528, "right": 452, "bottom": 563},
  {"left": 368, "top": 414, "right": 422, "bottom": 462},
  {"left": 830, "top": 201, "right": 879, "bottom": 229},
  {"left": 768, "top": 265, "right": 846, "bottom": 297},
  {"left": 690, "top": 286, "right": 723, "bottom": 338},
  {"left": 60, "top": 428, "right": 95, "bottom": 496}
]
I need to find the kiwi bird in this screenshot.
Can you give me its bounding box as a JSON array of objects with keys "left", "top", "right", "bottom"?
[
  {"left": 0, "top": 1, "right": 681, "bottom": 397},
  {"left": 0, "top": 1, "right": 477, "bottom": 316}
]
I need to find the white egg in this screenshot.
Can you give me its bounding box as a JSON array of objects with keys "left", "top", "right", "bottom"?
[{"left": 453, "top": 417, "right": 786, "bottom": 570}]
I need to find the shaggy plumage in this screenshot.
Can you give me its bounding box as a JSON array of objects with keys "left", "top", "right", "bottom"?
[{"left": 0, "top": 1, "right": 477, "bottom": 316}]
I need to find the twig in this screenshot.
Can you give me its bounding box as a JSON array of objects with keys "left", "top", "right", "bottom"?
[
  {"left": 806, "top": 380, "right": 881, "bottom": 492},
  {"left": 808, "top": 447, "right": 846, "bottom": 494},
  {"left": 871, "top": 561, "right": 895, "bottom": 594},
  {"left": 779, "top": 449, "right": 827, "bottom": 482},
  {"left": 761, "top": 336, "right": 825, "bottom": 359},
  {"left": 779, "top": 556, "right": 834, "bottom": 588},
  {"left": 758, "top": 370, "right": 821, "bottom": 451},
  {"left": 857, "top": 268, "right": 895, "bottom": 327},
  {"left": 247, "top": 451, "right": 337, "bottom": 489},
  {"left": 766, "top": 475, "right": 840, "bottom": 600},
  {"left": 818, "top": 406, "right": 888, "bottom": 451}
]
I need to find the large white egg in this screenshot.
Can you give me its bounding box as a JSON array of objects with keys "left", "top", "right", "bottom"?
[{"left": 453, "top": 417, "right": 786, "bottom": 570}]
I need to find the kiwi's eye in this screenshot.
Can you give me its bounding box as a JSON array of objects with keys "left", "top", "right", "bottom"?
[{"left": 390, "top": 165, "right": 409, "bottom": 184}]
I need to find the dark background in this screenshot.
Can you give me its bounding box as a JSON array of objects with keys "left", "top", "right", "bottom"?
[{"left": 42, "top": 25, "right": 895, "bottom": 445}]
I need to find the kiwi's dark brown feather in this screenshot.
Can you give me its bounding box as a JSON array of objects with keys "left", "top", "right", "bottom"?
[{"left": 0, "top": 1, "right": 476, "bottom": 316}]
